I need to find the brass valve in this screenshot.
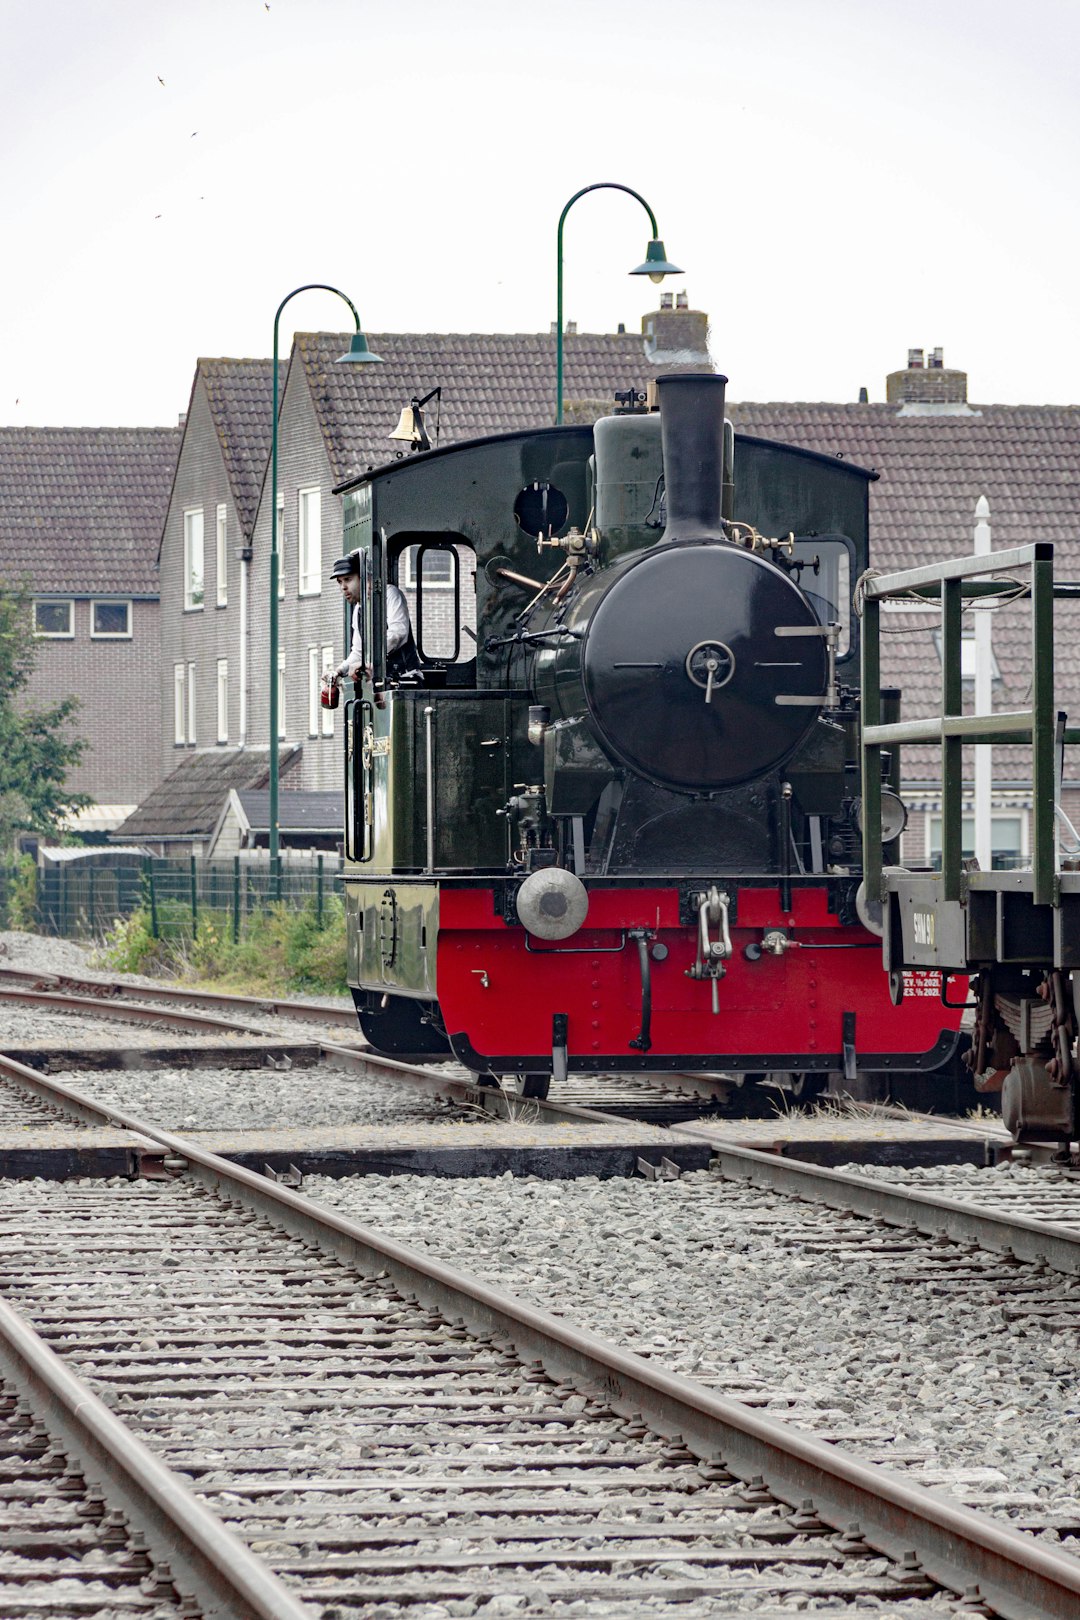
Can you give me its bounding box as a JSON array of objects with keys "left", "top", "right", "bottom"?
[{"left": 536, "top": 526, "right": 599, "bottom": 558}]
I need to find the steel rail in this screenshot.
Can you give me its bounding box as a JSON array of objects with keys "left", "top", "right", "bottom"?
[
  {"left": 0, "top": 964, "right": 357, "bottom": 1028},
  {"left": 0, "top": 1293, "right": 308, "bottom": 1620},
  {"left": 0, "top": 1060, "right": 1068, "bottom": 1619},
  {"left": 0, "top": 982, "right": 299, "bottom": 1039},
  {"left": 676, "top": 1130, "right": 1080, "bottom": 1275}
]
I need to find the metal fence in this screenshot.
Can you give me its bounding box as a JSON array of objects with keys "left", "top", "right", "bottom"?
[{"left": 8, "top": 855, "right": 344, "bottom": 942}]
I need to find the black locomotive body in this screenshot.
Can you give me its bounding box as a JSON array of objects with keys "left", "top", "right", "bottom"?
[{"left": 336, "top": 372, "right": 963, "bottom": 1090}]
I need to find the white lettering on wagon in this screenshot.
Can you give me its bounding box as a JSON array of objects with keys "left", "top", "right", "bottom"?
[
  {"left": 912, "top": 910, "right": 935, "bottom": 948},
  {"left": 901, "top": 969, "right": 940, "bottom": 999}
]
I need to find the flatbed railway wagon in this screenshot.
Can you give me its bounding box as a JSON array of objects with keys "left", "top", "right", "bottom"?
[{"left": 861, "top": 542, "right": 1080, "bottom": 1148}]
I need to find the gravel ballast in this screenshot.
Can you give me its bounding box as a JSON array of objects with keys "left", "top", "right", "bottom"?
[
  {"left": 307, "top": 1166, "right": 1080, "bottom": 1535},
  {"left": 52, "top": 1062, "right": 461, "bottom": 1130}
]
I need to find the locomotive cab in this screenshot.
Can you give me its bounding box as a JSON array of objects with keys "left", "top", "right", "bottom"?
[{"left": 335, "top": 374, "right": 965, "bottom": 1092}]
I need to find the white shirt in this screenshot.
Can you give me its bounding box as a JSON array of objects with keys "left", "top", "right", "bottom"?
[{"left": 336, "top": 583, "right": 411, "bottom": 677}]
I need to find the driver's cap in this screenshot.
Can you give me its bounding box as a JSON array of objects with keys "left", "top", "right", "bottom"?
[{"left": 330, "top": 552, "right": 360, "bottom": 581}]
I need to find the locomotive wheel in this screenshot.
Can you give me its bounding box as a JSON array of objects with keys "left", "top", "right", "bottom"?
[
  {"left": 350, "top": 991, "right": 452, "bottom": 1063},
  {"left": 518, "top": 1075, "right": 551, "bottom": 1100}
]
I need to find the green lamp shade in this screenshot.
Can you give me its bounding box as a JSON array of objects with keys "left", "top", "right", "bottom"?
[
  {"left": 630, "top": 238, "right": 683, "bottom": 284},
  {"left": 336, "top": 330, "right": 385, "bottom": 364}
]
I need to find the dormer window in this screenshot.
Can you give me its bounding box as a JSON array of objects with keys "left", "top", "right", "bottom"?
[{"left": 931, "top": 629, "right": 1002, "bottom": 683}]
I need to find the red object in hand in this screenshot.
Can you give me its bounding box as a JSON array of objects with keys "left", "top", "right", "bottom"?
[{"left": 320, "top": 682, "right": 340, "bottom": 710}]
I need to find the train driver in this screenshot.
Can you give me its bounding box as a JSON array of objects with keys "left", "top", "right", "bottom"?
[{"left": 325, "top": 552, "right": 419, "bottom": 694}]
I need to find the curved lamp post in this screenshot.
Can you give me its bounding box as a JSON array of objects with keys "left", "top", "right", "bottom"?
[
  {"left": 269, "top": 285, "right": 383, "bottom": 871},
  {"left": 555, "top": 183, "right": 682, "bottom": 424}
]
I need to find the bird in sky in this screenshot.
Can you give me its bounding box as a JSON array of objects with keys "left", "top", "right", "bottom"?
[{"left": 157, "top": 75, "right": 165, "bottom": 85}]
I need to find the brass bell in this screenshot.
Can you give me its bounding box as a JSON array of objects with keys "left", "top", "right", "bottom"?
[{"left": 388, "top": 402, "right": 430, "bottom": 451}]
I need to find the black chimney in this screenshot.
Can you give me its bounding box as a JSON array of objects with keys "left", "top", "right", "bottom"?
[{"left": 657, "top": 372, "right": 728, "bottom": 544}]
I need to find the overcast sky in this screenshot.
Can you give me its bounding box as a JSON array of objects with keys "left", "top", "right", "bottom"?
[{"left": 3, "top": 0, "right": 1078, "bottom": 425}]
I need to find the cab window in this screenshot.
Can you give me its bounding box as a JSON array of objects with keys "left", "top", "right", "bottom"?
[{"left": 394, "top": 538, "right": 477, "bottom": 677}]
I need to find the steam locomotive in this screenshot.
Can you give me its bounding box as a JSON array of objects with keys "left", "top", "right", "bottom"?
[{"left": 335, "top": 371, "right": 965, "bottom": 1096}]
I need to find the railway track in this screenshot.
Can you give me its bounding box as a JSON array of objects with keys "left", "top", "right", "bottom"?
[
  {"left": 0, "top": 971, "right": 741, "bottom": 1129},
  {"left": 0, "top": 1051, "right": 1074, "bottom": 1613},
  {"left": 0, "top": 964, "right": 357, "bottom": 1032}
]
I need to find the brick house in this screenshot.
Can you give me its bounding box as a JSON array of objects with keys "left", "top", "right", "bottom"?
[
  {"left": 728, "top": 350, "right": 1080, "bottom": 868},
  {"left": 154, "top": 358, "right": 282, "bottom": 775},
  {"left": 0, "top": 425, "right": 180, "bottom": 835}
]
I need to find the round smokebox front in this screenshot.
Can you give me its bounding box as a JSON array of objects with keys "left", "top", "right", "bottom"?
[{"left": 582, "top": 544, "right": 827, "bottom": 792}]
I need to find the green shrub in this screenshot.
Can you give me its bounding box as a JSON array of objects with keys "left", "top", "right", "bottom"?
[
  {"left": 7, "top": 855, "right": 37, "bottom": 930},
  {"left": 96, "top": 898, "right": 347, "bottom": 997},
  {"left": 96, "top": 908, "right": 169, "bottom": 974}
]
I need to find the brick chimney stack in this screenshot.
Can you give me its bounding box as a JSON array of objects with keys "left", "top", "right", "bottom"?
[
  {"left": 643, "top": 294, "right": 711, "bottom": 371},
  {"left": 887, "top": 347, "right": 968, "bottom": 405}
]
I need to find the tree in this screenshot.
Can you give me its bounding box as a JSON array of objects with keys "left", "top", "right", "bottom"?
[{"left": 0, "top": 583, "right": 89, "bottom": 851}]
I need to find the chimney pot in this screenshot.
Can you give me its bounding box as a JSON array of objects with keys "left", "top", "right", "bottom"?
[
  {"left": 660, "top": 292, "right": 674, "bottom": 311},
  {"left": 929, "top": 346, "right": 944, "bottom": 368},
  {"left": 617, "top": 322, "right": 626, "bottom": 334},
  {"left": 675, "top": 291, "right": 688, "bottom": 310},
  {"left": 908, "top": 348, "right": 924, "bottom": 369},
  {"left": 565, "top": 320, "right": 577, "bottom": 335},
  {"left": 858, "top": 386, "right": 868, "bottom": 404}
]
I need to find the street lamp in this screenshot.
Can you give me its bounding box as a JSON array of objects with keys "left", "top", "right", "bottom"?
[
  {"left": 555, "top": 182, "right": 682, "bottom": 424},
  {"left": 269, "top": 284, "right": 383, "bottom": 872}
]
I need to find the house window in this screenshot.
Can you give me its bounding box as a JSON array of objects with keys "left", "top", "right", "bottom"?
[
  {"left": 931, "top": 630, "right": 1002, "bottom": 682},
  {"left": 298, "top": 487, "right": 322, "bottom": 595},
  {"left": 276, "top": 494, "right": 285, "bottom": 600},
  {"left": 321, "top": 643, "right": 335, "bottom": 736},
  {"left": 216, "top": 658, "right": 228, "bottom": 744},
  {"left": 928, "top": 812, "right": 1025, "bottom": 870},
  {"left": 307, "top": 647, "right": 321, "bottom": 736},
  {"left": 90, "top": 600, "right": 131, "bottom": 638},
  {"left": 173, "top": 663, "right": 185, "bottom": 744},
  {"left": 186, "top": 661, "right": 196, "bottom": 745},
  {"left": 184, "top": 509, "right": 204, "bottom": 609},
  {"left": 216, "top": 504, "right": 228, "bottom": 607},
  {"left": 277, "top": 654, "right": 287, "bottom": 740},
  {"left": 403, "top": 544, "right": 454, "bottom": 589},
  {"left": 33, "top": 599, "right": 73, "bottom": 637}
]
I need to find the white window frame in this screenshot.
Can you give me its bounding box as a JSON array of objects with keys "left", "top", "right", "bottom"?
[
  {"left": 216, "top": 503, "right": 228, "bottom": 607},
  {"left": 403, "top": 543, "right": 455, "bottom": 589},
  {"left": 298, "top": 486, "right": 322, "bottom": 597},
  {"left": 321, "top": 643, "right": 335, "bottom": 736},
  {"left": 277, "top": 654, "right": 287, "bottom": 740},
  {"left": 183, "top": 508, "right": 204, "bottom": 611},
  {"left": 216, "top": 657, "right": 229, "bottom": 744},
  {"left": 307, "top": 646, "right": 320, "bottom": 737},
  {"left": 89, "top": 599, "right": 132, "bottom": 639},
  {"left": 186, "top": 660, "right": 196, "bottom": 745},
  {"left": 927, "top": 810, "right": 1027, "bottom": 866},
  {"left": 33, "top": 599, "right": 74, "bottom": 638},
  {"left": 276, "top": 494, "right": 285, "bottom": 600},
  {"left": 173, "top": 663, "right": 185, "bottom": 744}
]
